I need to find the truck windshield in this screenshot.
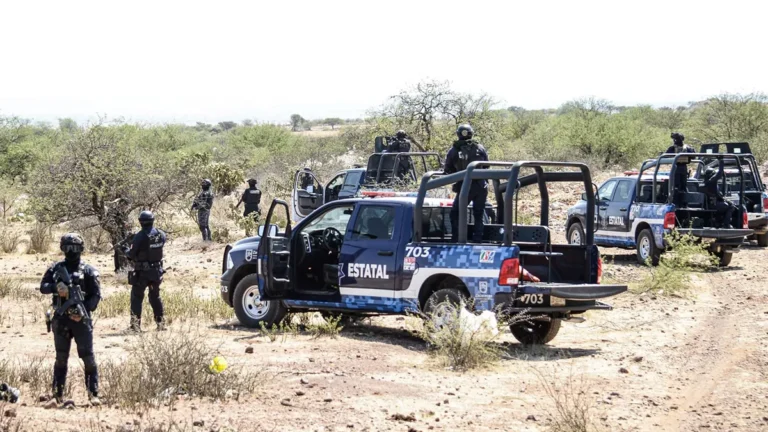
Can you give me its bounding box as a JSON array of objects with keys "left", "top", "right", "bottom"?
[{"left": 305, "top": 205, "right": 354, "bottom": 233}]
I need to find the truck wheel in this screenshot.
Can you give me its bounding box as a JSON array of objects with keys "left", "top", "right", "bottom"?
[
  {"left": 757, "top": 233, "right": 768, "bottom": 247},
  {"left": 715, "top": 251, "right": 733, "bottom": 267},
  {"left": 567, "top": 222, "right": 585, "bottom": 245},
  {"left": 510, "top": 318, "right": 561, "bottom": 345},
  {"left": 233, "top": 274, "right": 286, "bottom": 328},
  {"left": 636, "top": 229, "right": 660, "bottom": 266},
  {"left": 423, "top": 288, "right": 466, "bottom": 328}
]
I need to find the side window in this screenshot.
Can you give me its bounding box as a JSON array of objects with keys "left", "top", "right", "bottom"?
[
  {"left": 343, "top": 171, "right": 363, "bottom": 187},
  {"left": 597, "top": 180, "right": 618, "bottom": 202},
  {"left": 351, "top": 205, "right": 397, "bottom": 240},
  {"left": 304, "top": 205, "right": 354, "bottom": 234},
  {"left": 296, "top": 171, "right": 320, "bottom": 193},
  {"left": 327, "top": 174, "right": 345, "bottom": 190},
  {"left": 614, "top": 180, "right": 633, "bottom": 203}
]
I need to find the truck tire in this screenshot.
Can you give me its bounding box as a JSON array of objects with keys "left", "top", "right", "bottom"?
[
  {"left": 510, "top": 318, "right": 561, "bottom": 345},
  {"left": 757, "top": 233, "right": 768, "bottom": 247},
  {"left": 233, "top": 274, "right": 286, "bottom": 328},
  {"left": 636, "top": 229, "right": 660, "bottom": 266},
  {"left": 567, "top": 222, "right": 585, "bottom": 245},
  {"left": 423, "top": 288, "right": 466, "bottom": 328},
  {"left": 715, "top": 250, "right": 733, "bottom": 267}
]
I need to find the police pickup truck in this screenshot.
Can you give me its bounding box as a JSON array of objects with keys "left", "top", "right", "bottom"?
[
  {"left": 221, "top": 161, "right": 627, "bottom": 345},
  {"left": 698, "top": 142, "right": 768, "bottom": 247},
  {"left": 566, "top": 152, "right": 753, "bottom": 266},
  {"left": 292, "top": 151, "right": 442, "bottom": 222}
]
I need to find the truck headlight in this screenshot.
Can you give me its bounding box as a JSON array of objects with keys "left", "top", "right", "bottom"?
[{"left": 226, "top": 253, "right": 234, "bottom": 270}]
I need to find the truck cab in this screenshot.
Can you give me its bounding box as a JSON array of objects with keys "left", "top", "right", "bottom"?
[
  {"left": 291, "top": 151, "right": 442, "bottom": 222},
  {"left": 566, "top": 152, "right": 754, "bottom": 266},
  {"left": 222, "top": 160, "right": 627, "bottom": 345}
]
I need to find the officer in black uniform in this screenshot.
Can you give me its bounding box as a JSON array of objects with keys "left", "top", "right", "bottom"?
[
  {"left": 39, "top": 233, "right": 101, "bottom": 405},
  {"left": 387, "top": 130, "right": 413, "bottom": 181},
  {"left": 703, "top": 159, "right": 735, "bottom": 228},
  {"left": 236, "top": 178, "right": 262, "bottom": 219},
  {"left": 666, "top": 132, "right": 695, "bottom": 207},
  {"left": 445, "top": 124, "right": 490, "bottom": 243},
  {"left": 191, "top": 179, "right": 214, "bottom": 241},
  {"left": 127, "top": 211, "right": 166, "bottom": 331}
]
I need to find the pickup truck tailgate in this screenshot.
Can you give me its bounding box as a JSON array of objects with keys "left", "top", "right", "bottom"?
[
  {"left": 677, "top": 228, "right": 753, "bottom": 240},
  {"left": 522, "top": 283, "right": 628, "bottom": 300}
]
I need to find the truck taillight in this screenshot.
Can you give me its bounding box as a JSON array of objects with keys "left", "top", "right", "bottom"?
[
  {"left": 663, "top": 212, "right": 676, "bottom": 230},
  {"left": 743, "top": 211, "right": 748, "bottom": 228},
  {"left": 763, "top": 196, "right": 768, "bottom": 212},
  {"left": 499, "top": 258, "right": 520, "bottom": 286},
  {"left": 597, "top": 256, "right": 603, "bottom": 284}
]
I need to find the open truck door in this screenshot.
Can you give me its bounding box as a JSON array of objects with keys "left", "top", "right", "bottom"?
[
  {"left": 292, "top": 169, "right": 324, "bottom": 222},
  {"left": 258, "top": 199, "right": 294, "bottom": 300}
]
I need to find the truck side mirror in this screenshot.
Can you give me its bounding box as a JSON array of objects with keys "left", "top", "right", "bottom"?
[{"left": 257, "top": 224, "right": 278, "bottom": 237}]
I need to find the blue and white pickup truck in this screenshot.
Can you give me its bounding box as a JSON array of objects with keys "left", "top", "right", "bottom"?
[
  {"left": 566, "top": 152, "right": 753, "bottom": 266},
  {"left": 221, "top": 161, "right": 627, "bottom": 345}
]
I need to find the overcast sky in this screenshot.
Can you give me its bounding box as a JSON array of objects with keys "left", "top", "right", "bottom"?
[{"left": 1, "top": 0, "right": 765, "bottom": 125}]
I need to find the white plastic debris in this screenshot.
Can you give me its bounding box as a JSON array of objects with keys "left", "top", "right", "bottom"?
[{"left": 459, "top": 308, "right": 499, "bottom": 339}]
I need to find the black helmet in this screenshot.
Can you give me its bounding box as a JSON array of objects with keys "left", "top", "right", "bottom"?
[
  {"left": 139, "top": 210, "right": 155, "bottom": 227},
  {"left": 457, "top": 124, "right": 474, "bottom": 140},
  {"left": 201, "top": 179, "right": 212, "bottom": 188},
  {"left": 60, "top": 233, "right": 85, "bottom": 254},
  {"left": 671, "top": 132, "right": 685, "bottom": 146},
  {"left": 395, "top": 130, "right": 407, "bottom": 140},
  {"left": 247, "top": 178, "right": 257, "bottom": 185}
]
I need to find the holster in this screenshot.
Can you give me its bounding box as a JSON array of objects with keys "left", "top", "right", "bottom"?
[{"left": 127, "top": 271, "right": 137, "bottom": 285}]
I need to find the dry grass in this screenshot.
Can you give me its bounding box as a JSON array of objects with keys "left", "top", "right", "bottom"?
[
  {"left": 536, "top": 366, "right": 602, "bottom": 432},
  {"left": 99, "top": 326, "right": 260, "bottom": 410},
  {"left": 0, "top": 277, "right": 38, "bottom": 302},
  {"left": 0, "top": 228, "right": 22, "bottom": 254},
  {"left": 26, "top": 223, "right": 52, "bottom": 254},
  {"left": 94, "top": 288, "right": 234, "bottom": 323}
]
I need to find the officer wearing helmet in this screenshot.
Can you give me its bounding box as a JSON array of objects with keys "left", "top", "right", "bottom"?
[
  {"left": 127, "top": 211, "right": 167, "bottom": 331},
  {"left": 445, "top": 124, "right": 490, "bottom": 243},
  {"left": 236, "top": 178, "right": 262, "bottom": 219},
  {"left": 666, "top": 132, "right": 695, "bottom": 207},
  {"left": 39, "top": 233, "right": 102, "bottom": 405},
  {"left": 191, "top": 179, "right": 214, "bottom": 241},
  {"left": 386, "top": 130, "right": 413, "bottom": 182}
]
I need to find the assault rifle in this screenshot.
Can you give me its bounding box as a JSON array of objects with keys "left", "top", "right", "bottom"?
[{"left": 54, "top": 265, "right": 92, "bottom": 329}]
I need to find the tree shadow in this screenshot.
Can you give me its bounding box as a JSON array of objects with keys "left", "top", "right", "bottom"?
[{"left": 500, "top": 343, "right": 600, "bottom": 362}]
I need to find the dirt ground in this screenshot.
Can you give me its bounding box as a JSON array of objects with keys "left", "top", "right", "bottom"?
[{"left": 1, "top": 215, "right": 767, "bottom": 431}]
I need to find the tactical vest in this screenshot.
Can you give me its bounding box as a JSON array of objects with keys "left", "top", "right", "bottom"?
[
  {"left": 672, "top": 144, "right": 693, "bottom": 154},
  {"left": 244, "top": 188, "right": 261, "bottom": 206},
  {"left": 135, "top": 228, "right": 165, "bottom": 263},
  {"left": 456, "top": 141, "right": 483, "bottom": 171},
  {"left": 50, "top": 262, "right": 85, "bottom": 306}
]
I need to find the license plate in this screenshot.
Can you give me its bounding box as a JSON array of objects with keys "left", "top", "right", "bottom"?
[{"left": 515, "top": 294, "right": 566, "bottom": 307}]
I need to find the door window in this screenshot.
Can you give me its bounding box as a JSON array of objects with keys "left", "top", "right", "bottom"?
[
  {"left": 614, "top": 180, "right": 633, "bottom": 203},
  {"left": 597, "top": 180, "right": 618, "bottom": 202},
  {"left": 351, "top": 205, "right": 396, "bottom": 240},
  {"left": 325, "top": 173, "right": 346, "bottom": 202},
  {"left": 304, "top": 205, "right": 354, "bottom": 234}
]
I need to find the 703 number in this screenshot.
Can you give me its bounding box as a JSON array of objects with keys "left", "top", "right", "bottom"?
[{"left": 518, "top": 294, "right": 545, "bottom": 305}]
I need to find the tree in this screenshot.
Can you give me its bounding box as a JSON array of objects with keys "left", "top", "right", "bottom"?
[
  {"left": 242, "top": 119, "right": 254, "bottom": 127},
  {"left": 29, "top": 123, "right": 186, "bottom": 271},
  {"left": 689, "top": 93, "right": 768, "bottom": 141},
  {"left": 218, "top": 121, "right": 238, "bottom": 131},
  {"left": 324, "top": 118, "right": 344, "bottom": 130},
  {"left": 290, "top": 114, "right": 304, "bottom": 132},
  {"left": 58, "top": 118, "right": 78, "bottom": 133}
]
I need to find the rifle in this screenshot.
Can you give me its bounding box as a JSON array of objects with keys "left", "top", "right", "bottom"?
[{"left": 54, "top": 265, "right": 92, "bottom": 329}]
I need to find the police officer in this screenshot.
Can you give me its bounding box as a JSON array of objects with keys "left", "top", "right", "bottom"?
[
  {"left": 39, "top": 233, "right": 101, "bottom": 405},
  {"left": 445, "top": 124, "right": 490, "bottom": 243},
  {"left": 666, "top": 132, "right": 695, "bottom": 206},
  {"left": 299, "top": 168, "right": 314, "bottom": 191},
  {"left": 191, "top": 179, "right": 214, "bottom": 241},
  {"left": 127, "top": 211, "right": 167, "bottom": 331},
  {"left": 236, "top": 178, "right": 262, "bottom": 219},
  {"left": 703, "top": 159, "right": 735, "bottom": 228},
  {"left": 387, "top": 130, "right": 413, "bottom": 181}
]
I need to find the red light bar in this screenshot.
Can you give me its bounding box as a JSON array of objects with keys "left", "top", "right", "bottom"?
[{"left": 624, "top": 171, "right": 639, "bottom": 176}]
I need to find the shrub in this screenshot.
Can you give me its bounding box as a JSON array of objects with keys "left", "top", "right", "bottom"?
[
  {"left": 536, "top": 366, "right": 600, "bottom": 432},
  {"left": 0, "top": 228, "right": 21, "bottom": 254},
  {"left": 308, "top": 314, "right": 344, "bottom": 339},
  {"left": 26, "top": 223, "right": 52, "bottom": 254}
]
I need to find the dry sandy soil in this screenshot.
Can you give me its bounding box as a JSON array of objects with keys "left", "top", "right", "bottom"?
[{"left": 1, "top": 190, "right": 767, "bottom": 431}]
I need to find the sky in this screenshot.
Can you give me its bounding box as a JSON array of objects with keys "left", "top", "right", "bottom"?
[{"left": 1, "top": 0, "right": 766, "bottom": 125}]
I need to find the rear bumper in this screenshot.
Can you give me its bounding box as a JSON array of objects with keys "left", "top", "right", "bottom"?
[
  {"left": 493, "top": 283, "right": 627, "bottom": 315},
  {"left": 748, "top": 213, "right": 768, "bottom": 233},
  {"left": 677, "top": 228, "right": 753, "bottom": 240},
  {"left": 519, "top": 283, "right": 628, "bottom": 300}
]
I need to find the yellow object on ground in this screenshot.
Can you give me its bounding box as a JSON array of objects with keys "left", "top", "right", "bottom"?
[{"left": 209, "top": 356, "right": 228, "bottom": 373}]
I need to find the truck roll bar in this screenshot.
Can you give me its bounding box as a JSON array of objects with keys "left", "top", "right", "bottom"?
[{"left": 370, "top": 152, "right": 443, "bottom": 183}]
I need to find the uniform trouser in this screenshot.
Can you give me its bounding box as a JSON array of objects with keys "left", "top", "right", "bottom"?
[
  {"left": 714, "top": 200, "right": 735, "bottom": 227},
  {"left": 450, "top": 187, "right": 488, "bottom": 243},
  {"left": 197, "top": 210, "right": 211, "bottom": 241},
  {"left": 673, "top": 166, "right": 689, "bottom": 206},
  {"left": 52, "top": 317, "right": 98, "bottom": 397},
  {"left": 130, "top": 275, "right": 164, "bottom": 325}
]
